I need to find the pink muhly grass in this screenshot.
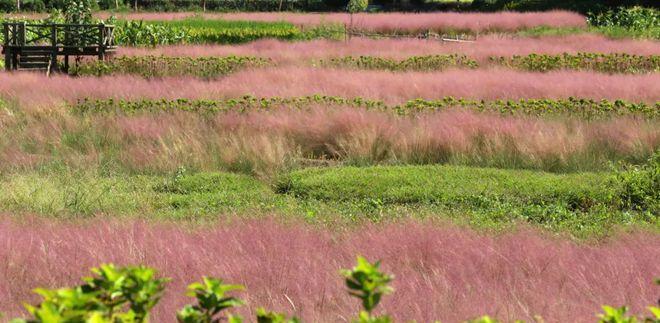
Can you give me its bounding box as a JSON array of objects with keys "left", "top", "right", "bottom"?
[
  {"left": 1, "top": 68, "right": 658, "bottom": 108},
  {"left": 0, "top": 217, "right": 658, "bottom": 323},
  {"left": 118, "top": 34, "right": 660, "bottom": 63},
  {"left": 99, "top": 11, "right": 587, "bottom": 32}
]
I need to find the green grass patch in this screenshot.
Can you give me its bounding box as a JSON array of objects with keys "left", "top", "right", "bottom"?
[
  {"left": 278, "top": 165, "right": 610, "bottom": 209},
  {"left": 0, "top": 163, "right": 656, "bottom": 237}
]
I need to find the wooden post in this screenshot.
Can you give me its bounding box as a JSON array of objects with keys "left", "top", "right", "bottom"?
[
  {"left": 98, "top": 24, "right": 105, "bottom": 61},
  {"left": 3, "top": 24, "right": 10, "bottom": 71},
  {"left": 50, "top": 25, "right": 58, "bottom": 74},
  {"left": 20, "top": 22, "right": 26, "bottom": 46}
]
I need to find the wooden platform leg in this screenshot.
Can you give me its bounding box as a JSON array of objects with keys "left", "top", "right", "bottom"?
[{"left": 4, "top": 48, "right": 10, "bottom": 71}]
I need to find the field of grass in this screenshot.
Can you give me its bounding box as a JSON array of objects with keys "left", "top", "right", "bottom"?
[{"left": 1, "top": 7, "right": 659, "bottom": 323}]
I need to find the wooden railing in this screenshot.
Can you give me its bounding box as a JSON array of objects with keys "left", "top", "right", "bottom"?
[{"left": 2, "top": 22, "right": 115, "bottom": 49}]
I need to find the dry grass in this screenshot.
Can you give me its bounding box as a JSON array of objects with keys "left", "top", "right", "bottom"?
[{"left": 1, "top": 108, "right": 657, "bottom": 173}]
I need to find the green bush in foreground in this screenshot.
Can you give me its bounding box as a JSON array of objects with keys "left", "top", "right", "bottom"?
[
  {"left": 70, "top": 55, "right": 270, "bottom": 79},
  {"left": 73, "top": 96, "right": 660, "bottom": 119},
  {"left": 10, "top": 259, "right": 660, "bottom": 323}
]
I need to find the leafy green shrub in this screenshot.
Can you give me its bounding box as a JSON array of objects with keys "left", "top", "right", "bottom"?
[
  {"left": 256, "top": 308, "right": 301, "bottom": 323},
  {"left": 321, "top": 55, "right": 478, "bottom": 71},
  {"left": 176, "top": 277, "right": 244, "bottom": 323},
  {"left": 69, "top": 55, "right": 270, "bottom": 79},
  {"left": 587, "top": 6, "right": 660, "bottom": 39},
  {"left": 491, "top": 53, "right": 660, "bottom": 74},
  {"left": 14, "top": 260, "right": 659, "bottom": 322},
  {"left": 588, "top": 6, "right": 659, "bottom": 30},
  {"left": 10, "top": 264, "right": 168, "bottom": 323},
  {"left": 597, "top": 305, "right": 660, "bottom": 323},
  {"left": 73, "top": 96, "right": 660, "bottom": 120},
  {"left": 610, "top": 151, "right": 659, "bottom": 213},
  {"left": 348, "top": 0, "right": 368, "bottom": 13},
  {"left": 341, "top": 256, "right": 394, "bottom": 323},
  {"left": 113, "top": 20, "right": 189, "bottom": 46}
]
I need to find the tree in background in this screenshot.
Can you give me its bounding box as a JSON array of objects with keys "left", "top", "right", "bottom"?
[
  {"left": 64, "top": 0, "right": 95, "bottom": 24},
  {"left": 347, "top": 0, "right": 368, "bottom": 32}
]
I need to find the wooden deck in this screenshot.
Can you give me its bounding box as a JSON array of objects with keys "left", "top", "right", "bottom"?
[{"left": 2, "top": 22, "right": 116, "bottom": 75}]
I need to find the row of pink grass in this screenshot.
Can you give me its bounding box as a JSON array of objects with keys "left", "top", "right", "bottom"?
[
  {"left": 1, "top": 217, "right": 658, "bottom": 323},
  {"left": 97, "top": 10, "right": 587, "bottom": 32},
  {"left": 1, "top": 68, "right": 658, "bottom": 108},
  {"left": 118, "top": 34, "right": 660, "bottom": 62}
]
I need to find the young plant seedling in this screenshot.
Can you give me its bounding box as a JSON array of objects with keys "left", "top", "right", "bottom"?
[
  {"left": 177, "top": 276, "right": 244, "bottom": 323},
  {"left": 341, "top": 256, "right": 394, "bottom": 323}
]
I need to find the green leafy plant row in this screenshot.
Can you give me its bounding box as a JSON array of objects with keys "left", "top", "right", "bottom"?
[
  {"left": 319, "top": 54, "right": 479, "bottom": 71},
  {"left": 10, "top": 258, "right": 660, "bottom": 323},
  {"left": 73, "top": 96, "right": 660, "bottom": 120},
  {"left": 491, "top": 52, "right": 660, "bottom": 73},
  {"left": 69, "top": 55, "right": 270, "bottom": 79},
  {"left": 72, "top": 52, "right": 659, "bottom": 78},
  {"left": 323, "top": 53, "right": 659, "bottom": 73},
  {"left": 111, "top": 18, "right": 344, "bottom": 46}
]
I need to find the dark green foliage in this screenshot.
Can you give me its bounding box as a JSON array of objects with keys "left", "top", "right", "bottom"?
[
  {"left": 588, "top": 6, "right": 659, "bottom": 30},
  {"left": 73, "top": 96, "right": 660, "bottom": 120},
  {"left": 470, "top": 0, "right": 658, "bottom": 14},
  {"left": 70, "top": 55, "right": 270, "bottom": 79}
]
